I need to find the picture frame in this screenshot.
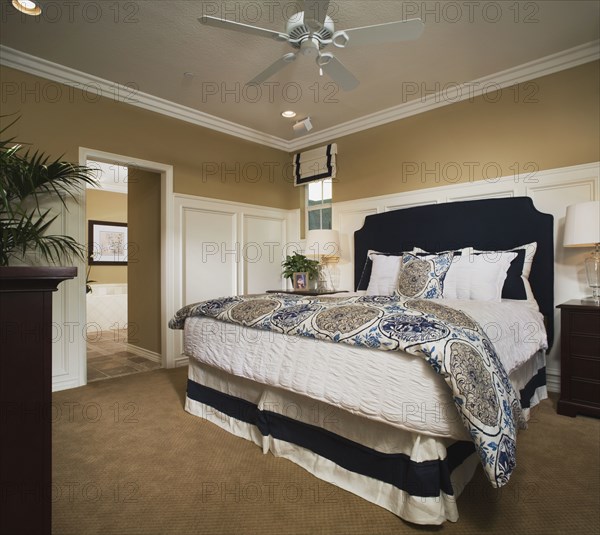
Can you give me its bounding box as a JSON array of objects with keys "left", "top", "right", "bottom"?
[
  {"left": 88, "top": 220, "right": 128, "bottom": 265},
  {"left": 292, "top": 271, "right": 308, "bottom": 291}
]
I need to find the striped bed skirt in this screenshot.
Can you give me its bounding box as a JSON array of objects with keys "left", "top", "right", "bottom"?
[{"left": 184, "top": 355, "right": 546, "bottom": 525}]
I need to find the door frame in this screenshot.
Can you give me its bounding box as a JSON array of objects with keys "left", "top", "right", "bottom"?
[{"left": 78, "top": 147, "right": 176, "bottom": 386}]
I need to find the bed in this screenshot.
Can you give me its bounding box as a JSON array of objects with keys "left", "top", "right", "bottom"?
[{"left": 170, "top": 197, "right": 553, "bottom": 525}]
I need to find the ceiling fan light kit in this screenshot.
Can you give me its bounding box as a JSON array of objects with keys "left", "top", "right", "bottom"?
[{"left": 199, "top": 0, "right": 424, "bottom": 93}]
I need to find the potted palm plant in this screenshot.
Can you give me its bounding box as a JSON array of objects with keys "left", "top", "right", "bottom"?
[{"left": 0, "top": 117, "right": 97, "bottom": 266}]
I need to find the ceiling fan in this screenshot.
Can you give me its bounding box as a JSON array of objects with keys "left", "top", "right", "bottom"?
[{"left": 199, "top": 0, "right": 424, "bottom": 91}]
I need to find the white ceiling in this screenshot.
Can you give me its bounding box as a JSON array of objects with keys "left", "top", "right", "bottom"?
[{"left": 1, "top": 0, "right": 599, "bottom": 145}]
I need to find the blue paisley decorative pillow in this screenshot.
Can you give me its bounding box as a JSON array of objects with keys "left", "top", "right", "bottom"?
[{"left": 394, "top": 252, "right": 453, "bottom": 299}]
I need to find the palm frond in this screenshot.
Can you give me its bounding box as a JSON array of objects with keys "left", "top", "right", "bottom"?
[
  {"left": 0, "top": 116, "right": 98, "bottom": 266},
  {"left": 0, "top": 208, "right": 86, "bottom": 265},
  {"left": 2, "top": 149, "right": 97, "bottom": 206}
]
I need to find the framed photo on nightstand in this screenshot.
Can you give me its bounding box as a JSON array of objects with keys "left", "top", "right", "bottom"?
[{"left": 292, "top": 272, "right": 308, "bottom": 290}]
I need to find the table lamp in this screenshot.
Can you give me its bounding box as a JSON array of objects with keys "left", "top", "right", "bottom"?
[
  {"left": 563, "top": 200, "right": 600, "bottom": 303},
  {"left": 305, "top": 229, "right": 341, "bottom": 292}
]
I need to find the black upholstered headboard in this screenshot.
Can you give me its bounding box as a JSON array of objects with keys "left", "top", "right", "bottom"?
[{"left": 354, "top": 197, "right": 554, "bottom": 346}]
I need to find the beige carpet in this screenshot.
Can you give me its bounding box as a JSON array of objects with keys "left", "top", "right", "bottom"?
[{"left": 52, "top": 367, "right": 600, "bottom": 535}]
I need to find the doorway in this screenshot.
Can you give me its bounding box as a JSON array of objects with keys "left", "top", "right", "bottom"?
[
  {"left": 77, "top": 148, "right": 175, "bottom": 388},
  {"left": 85, "top": 162, "right": 163, "bottom": 381}
]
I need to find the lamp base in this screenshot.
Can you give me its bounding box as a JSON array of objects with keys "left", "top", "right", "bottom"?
[
  {"left": 316, "top": 258, "right": 340, "bottom": 292},
  {"left": 580, "top": 295, "right": 600, "bottom": 306}
]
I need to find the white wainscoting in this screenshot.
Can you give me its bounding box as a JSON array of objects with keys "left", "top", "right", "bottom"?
[
  {"left": 333, "top": 162, "right": 600, "bottom": 392},
  {"left": 35, "top": 193, "right": 88, "bottom": 393},
  {"left": 172, "top": 194, "right": 300, "bottom": 366}
]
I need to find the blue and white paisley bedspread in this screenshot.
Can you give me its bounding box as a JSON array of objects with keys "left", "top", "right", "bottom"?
[{"left": 170, "top": 293, "right": 526, "bottom": 488}]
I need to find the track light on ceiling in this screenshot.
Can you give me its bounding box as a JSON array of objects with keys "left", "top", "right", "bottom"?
[
  {"left": 293, "top": 117, "right": 313, "bottom": 136},
  {"left": 12, "top": 0, "right": 42, "bottom": 15}
]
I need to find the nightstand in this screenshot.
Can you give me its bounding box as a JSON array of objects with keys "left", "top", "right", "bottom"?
[
  {"left": 556, "top": 300, "right": 600, "bottom": 418},
  {"left": 266, "top": 289, "right": 348, "bottom": 296}
]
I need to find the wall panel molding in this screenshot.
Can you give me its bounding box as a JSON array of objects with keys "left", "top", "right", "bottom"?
[
  {"left": 172, "top": 194, "right": 299, "bottom": 365},
  {"left": 49, "top": 194, "right": 85, "bottom": 392}
]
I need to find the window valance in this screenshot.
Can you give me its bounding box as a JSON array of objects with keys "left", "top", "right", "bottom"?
[{"left": 293, "top": 143, "right": 337, "bottom": 186}]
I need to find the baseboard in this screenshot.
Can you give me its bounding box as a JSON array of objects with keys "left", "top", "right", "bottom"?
[
  {"left": 546, "top": 368, "right": 560, "bottom": 393},
  {"left": 174, "top": 355, "right": 189, "bottom": 368},
  {"left": 126, "top": 343, "right": 162, "bottom": 364},
  {"left": 52, "top": 377, "right": 84, "bottom": 393},
  {"left": 127, "top": 342, "right": 188, "bottom": 369}
]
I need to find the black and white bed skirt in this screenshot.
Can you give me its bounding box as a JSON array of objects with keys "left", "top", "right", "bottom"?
[{"left": 184, "top": 354, "right": 546, "bottom": 525}]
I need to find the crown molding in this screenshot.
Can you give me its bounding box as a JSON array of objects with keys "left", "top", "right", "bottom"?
[
  {"left": 0, "top": 45, "right": 289, "bottom": 151},
  {"left": 288, "top": 40, "right": 600, "bottom": 152},
  {"left": 1, "top": 40, "right": 598, "bottom": 153}
]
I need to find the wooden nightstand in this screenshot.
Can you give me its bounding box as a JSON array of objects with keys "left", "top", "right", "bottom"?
[
  {"left": 266, "top": 289, "right": 348, "bottom": 296},
  {"left": 556, "top": 300, "right": 600, "bottom": 418}
]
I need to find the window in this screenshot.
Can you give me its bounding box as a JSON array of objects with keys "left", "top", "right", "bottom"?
[
  {"left": 307, "top": 178, "right": 332, "bottom": 231},
  {"left": 293, "top": 143, "right": 336, "bottom": 233}
]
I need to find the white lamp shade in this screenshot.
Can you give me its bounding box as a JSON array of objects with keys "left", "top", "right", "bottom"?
[
  {"left": 563, "top": 201, "right": 600, "bottom": 247},
  {"left": 305, "top": 229, "right": 340, "bottom": 258}
]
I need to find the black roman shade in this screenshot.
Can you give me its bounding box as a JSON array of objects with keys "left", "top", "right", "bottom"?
[{"left": 293, "top": 143, "right": 337, "bottom": 186}]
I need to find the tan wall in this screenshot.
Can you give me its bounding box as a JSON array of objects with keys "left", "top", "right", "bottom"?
[
  {"left": 4, "top": 61, "right": 597, "bottom": 215},
  {"left": 329, "top": 61, "right": 600, "bottom": 202},
  {"left": 127, "top": 169, "right": 161, "bottom": 354},
  {"left": 0, "top": 66, "right": 294, "bottom": 209},
  {"left": 86, "top": 189, "right": 127, "bottom": 284}
]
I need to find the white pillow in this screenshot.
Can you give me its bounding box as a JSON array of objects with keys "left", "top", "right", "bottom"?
[
  {"left": 473, "top": 242, "right": 538, "bottom": 306},
  {"left": 414, "top": 245, "right": 537, "bottom": 304},
  {"left": 412, "top": 246, "right": 472, "bottom": 298},
  {"left": 365, "top": 252, "right": 403, "bottom": 295},
  {"left": 439, "top": 247, "right": 474, "bottom": 299},
  {"left": 444, "top": 251, "right": 517, "bottom": 301}
]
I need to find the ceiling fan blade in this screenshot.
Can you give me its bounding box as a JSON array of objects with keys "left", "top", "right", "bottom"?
[
  {"left": 248, "top": 53, "right": 297, "bottom": 85},
  {"left": 333, "top": 18, "right": 424, "bottom": 48},
  {"left": 199, "top": 16, "right": 288, "bottom": 42},
  {"left": 302, "top": 0, "right": 330, "bottom": 32},
  {"left": 321, "top": 56, "right": 359, "bottom": 91}
]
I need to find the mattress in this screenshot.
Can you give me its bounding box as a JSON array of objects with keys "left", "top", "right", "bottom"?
[{"left": 183, "top": 298, "right": 548, "bottom": 439}]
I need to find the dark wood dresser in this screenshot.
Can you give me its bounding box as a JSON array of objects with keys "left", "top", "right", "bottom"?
[
  {"left": 556, "top": 299, "right": 600, "bottom": 418},
  {"left": 0, "top": 267, "right": 77, "bottom": 535}
]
